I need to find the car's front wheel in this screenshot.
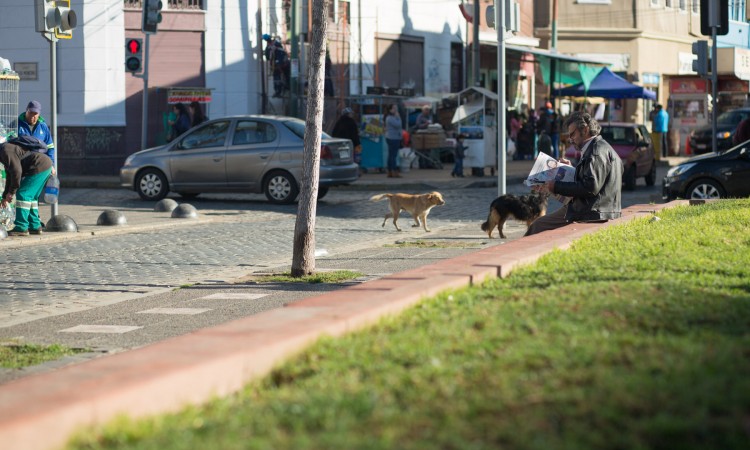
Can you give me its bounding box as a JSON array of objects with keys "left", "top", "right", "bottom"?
[
  {"left": 317, "top": 186, "right": 329, "bottom": 200},
  {"left": 644, "top": 160, "right": 656, "bottom": 186},
  {"left": 263, "top": 170, "right": 299, "bottom": 204},
  {"left": 687, "top": 178, "right": 724, "bottom": 200},
  {"left": 136, "top": 169, "right": 169, "bottom": 201}
]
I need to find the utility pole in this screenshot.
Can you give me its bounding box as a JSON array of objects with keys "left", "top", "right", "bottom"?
[
  {"left": 709, "top": 1, "right": 719, "bottom": 155},
  {"left": 473, "top": 0, "right": 480, "bottom": 86},
  {"left": 291, "top": 0, "right": 299, "bottom": 116},
  {"left": 495, "top": 0, "right": 505, "bottom": 195}
]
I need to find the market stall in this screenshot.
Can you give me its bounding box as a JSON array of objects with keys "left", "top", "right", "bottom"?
[{"left": 451, "top": 87, "right": 498, "bottom": 176}]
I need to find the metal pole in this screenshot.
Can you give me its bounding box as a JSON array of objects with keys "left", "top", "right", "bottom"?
[
  {"left": 291, "top": 0, "right": 298, "bottom": 116},
  {"left": 496, "top": 0, "right": 505, "bottom": 195},
  {"left": 711, "top": 27, "right": 718, "bottom": 154},
  {"left": 50, "top": 36, "right": 58, "bottom": 217},
  {"left": 141, "top": 33, "right": 150, "bottom": 150},
  {"left": 473, "top": 0, "right": 480, "bottom": 86}
]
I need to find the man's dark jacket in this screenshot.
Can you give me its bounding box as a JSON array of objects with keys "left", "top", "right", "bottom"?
[
  {"left": 331, "top": 115, "right": 360, "bottom": 147},
  {"left": 553, "top": 135, "right": 623, "bottom": 222},
  {"left": 0, "top": 142, "right": 53, "bottom": 202}
]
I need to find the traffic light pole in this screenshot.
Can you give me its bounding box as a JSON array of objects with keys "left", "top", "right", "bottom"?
[
  {"left": 141, "top": 34, "right": 150, "bottom": 150},
  {"left": 49, "top": 34, "right": 59, "bottom": 217}
]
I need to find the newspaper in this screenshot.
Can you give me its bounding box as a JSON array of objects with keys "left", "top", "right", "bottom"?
[{"left": 524, "top": 152, "right": 576, "bottom": 187}]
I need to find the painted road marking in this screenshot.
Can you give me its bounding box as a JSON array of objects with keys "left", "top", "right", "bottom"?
[
  {"left": 137, "top": 307, "right": 211, "bottom": 315},
  {"left": 200, "top": 293, "right": 269, "bottom": 300},
  {"left": 60, "top": 325, "right": 143, "bottom": 334}
]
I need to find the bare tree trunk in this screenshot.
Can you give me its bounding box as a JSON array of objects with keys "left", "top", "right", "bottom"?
[{"left": 291, "top": 0, "right": 329, "bottom": 277}]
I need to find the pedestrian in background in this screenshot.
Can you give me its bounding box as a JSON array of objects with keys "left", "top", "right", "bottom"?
[
  {"left": 451, "top": 133, "right": 467, "bottom": 178},
  {"left": 17, "top": 100, "right": 55, "bottom": 176},
  {"left": 331, "top": 107, "right": 362, "bottom": 167},
  {"left": 384, "top": 104, "right": 403, "bottom": 178},
  {"left": 653, "top": 104, "right": 669, "bottom": 159},
  {"left": 0, "top": 141, "right": 53, "bottom": 236},
  {"left": 415, "top": 105, "right": 433, "bottom": 131},
  {"left": 171, "top": 103, "right": 191, "bottom": 138},
  {"left": 525, "top": 111, "right": 623, "bottom": 236},
  {"left": 189, "top": 101, "right": 208, "bottom": 128}
]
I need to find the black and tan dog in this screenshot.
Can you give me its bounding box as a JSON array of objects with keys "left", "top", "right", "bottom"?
[
  {"left": 481, "top": 192, "right": 549, "bottom": 238},
  {"left": 370, "top": 192, "right": 445, "bottom": 232}
]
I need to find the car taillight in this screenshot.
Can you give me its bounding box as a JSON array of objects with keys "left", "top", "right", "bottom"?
[{"left": 320, "top": 145, "right": 333, "bottom": 160}]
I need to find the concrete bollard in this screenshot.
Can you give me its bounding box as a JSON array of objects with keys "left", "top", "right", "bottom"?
[
  {"left": 171, "top": 204, "right": 198, "bottom": 219},
  {"left": 46, "top": 214, "right": 79, "bottom": 232},
  {"left": 154, "top": 198, "right": 179, "bottom": 212},
  {"left": 97, "top": 210, "right": 127, "bottom": 226}
]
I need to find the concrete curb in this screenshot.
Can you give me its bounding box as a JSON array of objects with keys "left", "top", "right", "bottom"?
[{"left": 0, "top": 200, "right": 688, "bottom": 450}]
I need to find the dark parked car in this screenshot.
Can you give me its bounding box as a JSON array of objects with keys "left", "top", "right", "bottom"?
[
  {"left": 662, "top": 142, "right": 750, "bottom": 200},
  {"left": 120, "top": 115, "right": 359, "bottom": 204},
  {"left": 565, "top": 122, "right": 656, "bottom": 190},
  {"left": 688, "top": 108, "right": 750, "bottom": 154}
]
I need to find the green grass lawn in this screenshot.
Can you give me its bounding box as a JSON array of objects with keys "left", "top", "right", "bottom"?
[
  {"left": 0, "top": 341, "right": 88, "bottom": 369},
  {"left": 69, "top": 200, "right": 750, "bottom": 450}
]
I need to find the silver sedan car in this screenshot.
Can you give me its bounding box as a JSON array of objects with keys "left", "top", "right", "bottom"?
[{"left": 120, "top": 115, "right": 359, "bottom": 204}]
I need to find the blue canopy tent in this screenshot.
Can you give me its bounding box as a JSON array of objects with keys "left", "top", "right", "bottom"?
[{"left": 554, "top": 67, "right": 656, "bottom": 100}]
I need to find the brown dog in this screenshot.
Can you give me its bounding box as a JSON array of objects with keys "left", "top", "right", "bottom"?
[
  {"left": 370, "top": 192, "right": 446, "bottom": 232},
  {"left": 480, "top": 192, "right": 549, "bottom": 238}
]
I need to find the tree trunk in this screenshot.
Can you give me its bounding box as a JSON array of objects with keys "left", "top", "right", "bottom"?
[{"left": 291, "top": 0, "right": 329, "bottom": 277}]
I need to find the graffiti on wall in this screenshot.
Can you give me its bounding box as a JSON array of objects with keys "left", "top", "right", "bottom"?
[{"left": 59, "top": 127, "right": 125, "bottom": 157}]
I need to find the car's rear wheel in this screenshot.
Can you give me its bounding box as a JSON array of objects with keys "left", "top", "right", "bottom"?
[
  {"left": 623, "top": 164, "right": 637, "bottom": 191},
  {"left": 687, "top": 179, "right": 725, "bottom": 200},
  {"left": 644, "top": 160, "right": 657, "bottom": 186},
  {"left": 317, "top": 186, "right": 329, "bottom": 200},
  {"left": 136, "top": 169, "right": 169, "bottom": 201},
  {"left": 263, "top": 170, "right": 299, "bottom": 204}
]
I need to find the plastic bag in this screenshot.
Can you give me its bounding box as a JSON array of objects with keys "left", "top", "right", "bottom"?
[
  {"left": 506, "top": 138, "right": 517, "bottom": 158},
  {"left": 43, "top": 175, "right": 59, "bottom": 204},
  {"left": 0, "top": 204, "right": 15, "bottom": 231}
]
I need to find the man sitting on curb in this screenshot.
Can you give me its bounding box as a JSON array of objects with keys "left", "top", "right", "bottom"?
[{"left": 525, "top": 111, "right": 623, "bottom": 236}]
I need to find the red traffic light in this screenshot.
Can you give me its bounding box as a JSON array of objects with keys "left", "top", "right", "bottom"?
[{"left": 127, "top": 38, "right": 141, "bottom": 54}]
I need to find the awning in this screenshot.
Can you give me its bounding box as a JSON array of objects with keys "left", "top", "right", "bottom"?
[
  {"left": 501, "top": 44, "right": 610, "bottom": 89},
  {"left": 451, "top": 101, "right": 484, "bottom": 123},
  {"left": 402, "top": 96, "right": 441, "bottom": 108}
]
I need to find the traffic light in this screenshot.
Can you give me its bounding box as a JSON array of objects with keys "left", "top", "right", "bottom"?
[
  {"left": 125, "top": 38, "right": 143, "bottom": 74},
  {"left": 142, "top": 0, "right": 163, "bottom": 34},
  {"left": 35, "top": 0, "right": 77, "bottom": 38},
  {"left": 692, "top": 40, "right": 709, "bottom": 77},
  {"left": 53, "top": 0, "right": 76, "bottom": 39},
  {"left": 700, "top": 0, "right": 728, "bottom": 36}
]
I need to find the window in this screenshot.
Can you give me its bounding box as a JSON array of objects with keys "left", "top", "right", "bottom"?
[
  {"left": 731, "top": 0, "right": 745, "bottom": 20},
  {"left": 375, "top": 35, "right": 424, "bottom": 95},
  {"left": 232, "top": 121, "right": 277, "bottom": 145},
  {"left": 650, "top": 0, "right": 660, "bottom": 7},
  {"left": 692, "top": 0, "right": 699, "bottom": 14},
  {"left": 679, "top": 0, "right": 686, "bottom": 12},
  {"left": 178, "top": 121, "right": 229, "bottom": 149},
  {"left": 282, "top": 118, "right": 332, "bottom": 139}
]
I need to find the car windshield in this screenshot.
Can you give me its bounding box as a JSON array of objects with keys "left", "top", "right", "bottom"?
[
  {"left": 282, "top": 119, "right": 333, "bottom": 140},
  {"left": 716, "top": 110, "right": 750, "bottom": 126},
  {"left": 600, "top": 126, "right": 636, "bottom": 145}
]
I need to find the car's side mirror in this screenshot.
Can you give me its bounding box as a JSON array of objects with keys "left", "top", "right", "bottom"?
[{"left": 638, "top": 140, "right": 649, "bottom": 148}]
